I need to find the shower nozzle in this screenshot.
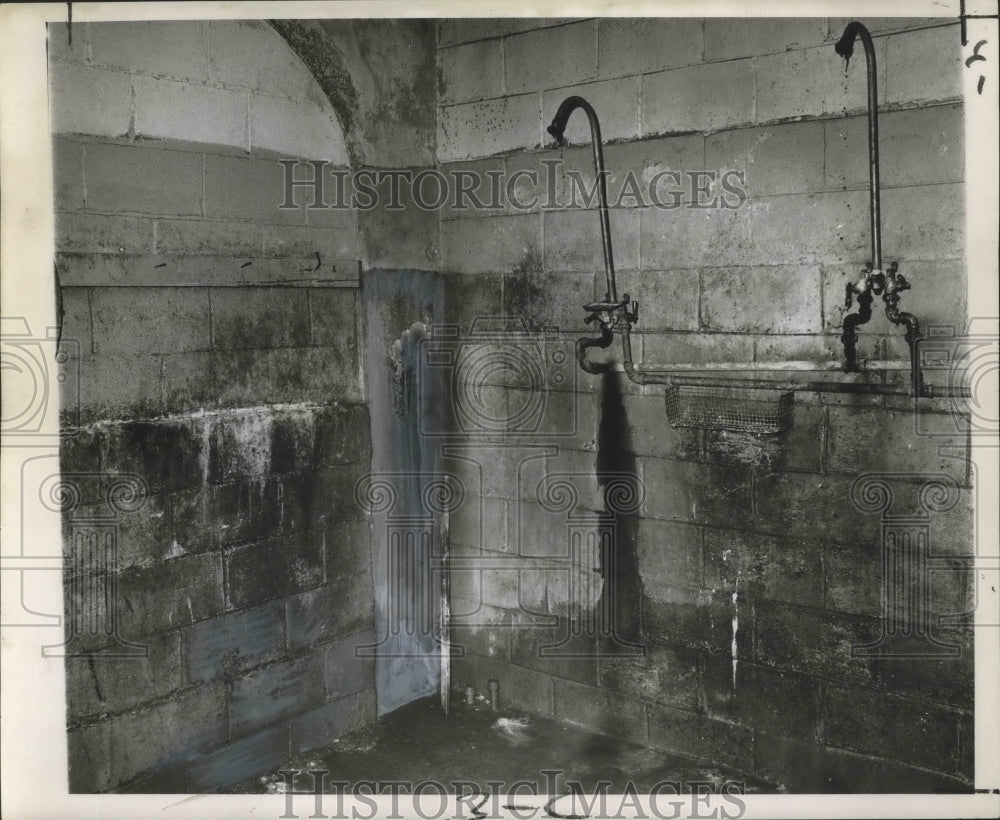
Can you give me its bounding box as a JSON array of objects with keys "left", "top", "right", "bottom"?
[{"left": 546, "top": 122, "right": 568, "bottom": 146}]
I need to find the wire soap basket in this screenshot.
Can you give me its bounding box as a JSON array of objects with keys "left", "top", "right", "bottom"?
[{"left": 664, "top": 384, "right": 794, "bottom": 434}]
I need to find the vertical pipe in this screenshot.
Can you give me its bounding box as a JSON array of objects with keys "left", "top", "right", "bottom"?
[
  {"left": 836, "top": 22, "right": 882, "bottom": 272},
  {"left": 547, "top": 96, "right": 618, "bottom": 302}
]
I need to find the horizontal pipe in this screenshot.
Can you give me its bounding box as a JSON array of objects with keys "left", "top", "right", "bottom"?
[{"left": 630, "top": 359, "right": 913, "bottom": 372}]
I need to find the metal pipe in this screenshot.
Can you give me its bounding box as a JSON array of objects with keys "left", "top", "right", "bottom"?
[
  {"left": 576, "top": 324, "right": 614, "bottom": 374},
  {"left": 547, "top": 95, "right": 617, "bottom": 303},
  {"left": 842, "top": 286, "right": 874, "bottom": 371},
  {"left": 836, "top": 21, "right": 882, "bottom": 272}
]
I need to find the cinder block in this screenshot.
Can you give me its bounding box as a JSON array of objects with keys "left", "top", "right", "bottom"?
[
  {"left": 261, "top": 223, "right": 356, "bottom": 260},
  {"left": 50, "top": 62, "right": 132, "bottom": 137},
  {"left": 85, "top": 143, "right": 203, "bottom": 216},
  {"left": 65, "top": 632, "right": 182, "bottom": 722},
  {"left": 825, "top": 537, "right": 973, "bottom": 622},
  {"left": 705, "top": 121, "right": 825, "bottom": 197},
  {"left": 700, "top": 266, "right": 822, "bottom": 333},
  {"left": 639, "top": 332, "right": 754, "bottom": 369},
  {"left": 437, "top": 94, "right": 541, "bottom": 162},
  {"left": 210, "top": 287, "right": 309, "bottom": 350},
  {"left": 824, "top": 104, "right": 964, "bottom": 191},
  {"left": 553, "top": 678, "right": 647, "bottom": 743},
  {"left": 508, "top": 615, "right": 599, "bottom": 685},
  {"left": 606, "top": 134, "right": 706, "bottom": 208},
  {"left": 746, "top": 190, "right": 869, "bottom": 266},
  {"left": 208, "top": 20, "right": 314, "bottom": 99},
  {"left": 704, "top": 18, "right": 828, "bottom": 61},
  {"left": 111, "top": 491, "right": 176, "bottom": 569},
  {"left": 598, "top": 643, "right": 700, "bottom": 711},
  {"left": 642, "top": 60, "right": 754, "bottom": 136},
  {"left": 640, "top": 458, "right": 753, "bottom": 527},
  {"left": 505, "top": 22, "right": 597, "bottom": 95},
  {"left": 826, "top": 405, "right": 970, "bottom": 481},
  {"left": 280, "top": 465, "right": 367, "bottom": 531},
  {"left": 265, "top": 409, "right": 317, "bottom": 475},
  {"left": 541, "top": 77, "right": 640, "bottom": 145},
  {"left": 91, "top": 287, "right": 210, "bottom": 355},
  {"left": 543, "top": 208, "right": 639, "bottom": 272},
  {"left": 204, "top": 154, "right": 308, "bottom": 225},
  {"left": 755, "top": 42, "right": 882, "bottom": 124},
  {"left": 323, "top": 631, "right": 376, "bottom": 699},
  {"left": 450, "top": 598, "right": 512, "bottom": 658},
  {"left": 102, "top": 419, "right": 206, "bottom": 493},
  {"left": 703, "top": 401, "right": 826, "bottom": 474},
  {"left": 598, "top": 18, "right": 703, "bottom": 78},
  {"left": 134, "top": 75, "right": 245, "bottom": 148},
  {"left": 67, "top": 722, "right": 112, "bottom": 792},
  {"left": 53, "top": 138, "right": 85, "bottom": 210},
  {"left": 643, "top": 587, "right": 752, "bottom": 658},
  {"left": 648, "top": 702, "right": 755, "bottom": 771},
  {"left": 108, "top": 683, "right": 227, "bottom": 785},
  {"left": 438, "top": 19, "right": 545, "bottom": 47},
  {"left": 502, "top": 271, "right": 596, "bottom": 332},
  {"left": 186, "top": 723, "right": 288, "bottom": 791},
  {"left": 448, "top": 495, "right": 508, "bottom": 553},
  {"left": 228, "top": 655, "right": 325, "bottom": 735},
  {"left": 636, "top": 518, "right": 703, "bottom": 589},
  {"left": 268, "top": 345, "right": 364, "bottom": 406},
  {"left": 754, "top": 599, "right": 879, "bottom": 686},
  {"left": 641, "top": 203, "right": 751, "bottom": 269},
  {"left": 882, "top": 183, "right": 964, "bottom": 262},
  {"left": 441, "top": 213, "right": 541, "bottom": 274},
  {"left": 356, "top": 177, "right": 441, "bottom": 270},
  {"left": 250, "top": 93, "right": 348, "bottom": 162},
  {"left": 703, "top": 655, "right": 821, "bottom": 740},
  {"left": 439, "top": 158, "right": 506, "bottom": 220},
  {"left": 285, "top": 571, "right": 374, "bottom": 648},
  {"left": 155, "top": 218, "right": 261, "bottom": 256},
  {"left": 182, "top": 478, "right": 282, "bottom": 548},
  {"left": 289, "top": 689, "right": 376, "bottom": 754},
  {"left": 208, "top": 348, "right": 274, "bottom": 407},
  {"left": 884, "top": 25, "right": 963, "bottom": 106},
  {"left": 439, "top": 39, "right": 503, "bottom": 105},
  {"left": 824, "top": 684, "right": 963, "bottom": 772},
  {"left": 621, "top": 390, "right": 702, "bottom": 457},
  {"left": 116, "top": 553, "right": 225, "bottom": 638},
  {"left": 755, "top": 472, "right": 879, "bottom": 545},
  {"left": 56, "top": 213, "right": 154, "bottom": 254},
  {"left": 312, "top": 403, "right": 369, "bottom": 467},
  {"left": 89, "top": 21, "right": 209, "bottom": 81},
  {"left": 182, "top": 602, "right": 285, "bottom": 683},
  {"left": 612, "top": 267, "right": 698, "bottom": 334},
  {"left": 74, "top": 353, "right": 162, "bottom": 423},
  {"left": 225, "top": 530, "right": 324, "bottom": 609}
]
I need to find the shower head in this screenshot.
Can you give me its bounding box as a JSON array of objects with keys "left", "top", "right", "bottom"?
[
  {"left": 547, "top": 95, "right": 588, "bottom": 147},
  {"left": 546, "top": 122, "right": 568, "bottom": 147},
  {"left": 835, "top": 21, "right": 867, "bottom": 61}
]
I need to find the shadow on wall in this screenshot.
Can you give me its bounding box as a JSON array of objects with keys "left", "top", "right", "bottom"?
[{"left": 596, "top": 371, "right": 644, "bottom": 649}]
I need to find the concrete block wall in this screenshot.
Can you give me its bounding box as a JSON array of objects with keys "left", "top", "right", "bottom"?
[
  {"left": 51, "top": 20, "right": 377, "bottom": 792},
  {"left": 438, "top": 18, "right": 973, "bottom": 791}
]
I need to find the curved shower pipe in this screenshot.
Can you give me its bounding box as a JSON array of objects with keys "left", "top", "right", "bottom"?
[{"left": 836, "top": 21, "right": 923, "bottom": 393}]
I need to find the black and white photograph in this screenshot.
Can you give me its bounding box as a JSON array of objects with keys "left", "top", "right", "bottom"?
[{"left": 0, "top": 1, "right": 998, "bottom": 817}]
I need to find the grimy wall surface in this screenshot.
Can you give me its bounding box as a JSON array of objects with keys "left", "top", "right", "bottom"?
[
  {"left": 438, "top": 18, "right": 974, "bottom": 791},
  {"left": 50, "top": 15, "right": 974, "bottom": 795},
  {"left": 50, "top": 19, "right": 436, "bottom": 792}
]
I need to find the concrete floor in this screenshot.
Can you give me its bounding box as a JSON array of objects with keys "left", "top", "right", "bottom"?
[{"left": 231, "top": 696, "right": 778, "bottom": 796}]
